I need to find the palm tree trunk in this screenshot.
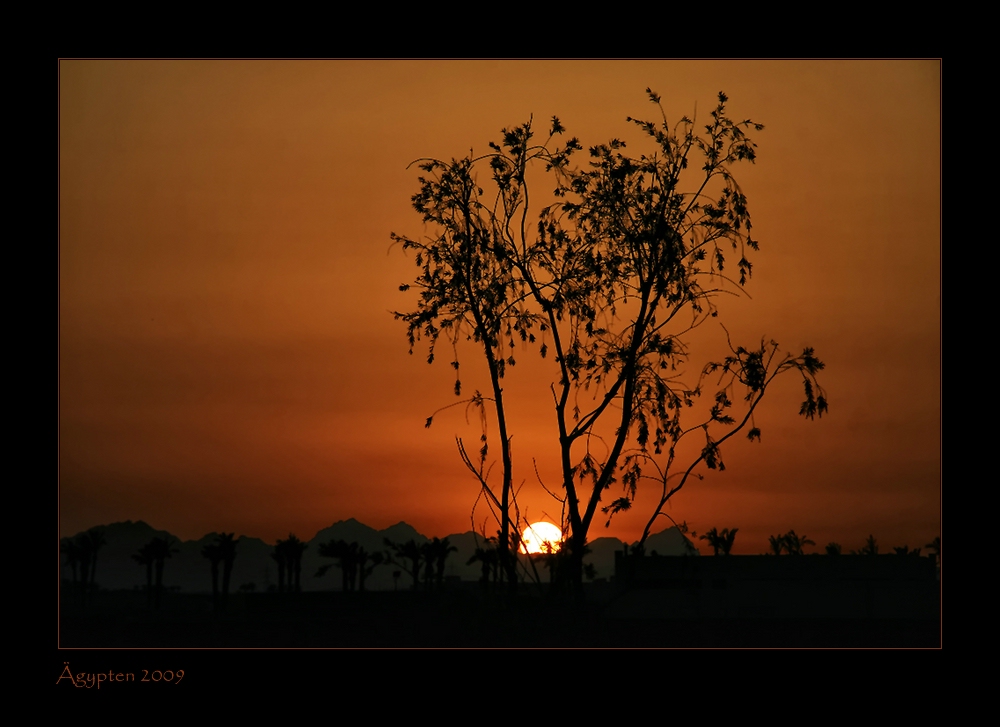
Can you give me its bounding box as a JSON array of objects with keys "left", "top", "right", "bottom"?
[
  {"left": 155, "top": 559, "right": 164, "bottom": 609},
  {"left": 222, "top": 559, "right": 233, "bottom": 611},
  {"left": 211, "top": 561, "right": 220, "bottom": 612}
]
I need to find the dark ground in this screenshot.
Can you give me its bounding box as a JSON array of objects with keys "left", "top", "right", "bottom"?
[{"left": 59, "top": 586, "right": 940, "bottom": 649}]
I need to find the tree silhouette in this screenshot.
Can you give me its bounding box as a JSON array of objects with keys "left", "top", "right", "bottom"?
[
  {"left": 766, "top": 530, "right": 814, "bottom": 555},
  {"left": 202, "top": 542, "right": 224, "bottom": 609},
  {"left": 393, "top": 89, "right": 827, "bottom": 591},
  {"left": 147, "top": 537, "right": 179, "bottom": 609},
  {"left": 925, "top": 536, "right": 940, "bottom": 569},
  {"left": 825, "top": 542, "right": 842, "bottom": 556},
  {"left": 60, "top": 537, "right": 81, "bottom": 596},
  {"left": 212, "top": 533, "right": 238, "bottom": 610},
  {"left": 420, "top": 541, "right": 436, "bottom": 590},
  {"left": 782, "top": 530, "right": 815, "bottom": 555},
  {"left": 852, "top": 534, "right": 879, "bottom": 556},
  {"left": 67, "top": 527, "right": 106, "bottom": 606},
  {"left": 317, "top": 539, "right": 359, "bottom": 591},
  {"left": 272, "top": 534, "right": 307, "bottom": 594},
  {"left": 700, "top": 527, "right": 738, "bottom": 555},
  {"left": 417, "top": 537, "right": 458, "bottom": 590},
  {"left": 433, "top": 537, "right": 458, "bottom": 586},
  {"left": 132, "top": 541, "right": 157, "bottom": 607},
  {"left": 269, "top": 539, "right": 287, "bottom": 594},
  {"left": 283, "top": 534, "right": 308, "bottom": 593},
  {"left": 76, "top": 527, "right": 106, "bottom": 603},
  {"left": 467, "top": 540, "right": 500, "bottom": 591},
  {"left": 357, "top": 547, "right": 384, "bottom": 592},
  {"left": 537, "top": 540, "right": 594, "bottom": 591},
  {"left": 385, "top": 539, "right": 424, "bottom": 591},
  {"left": 314, "top": 540, "right": 385, "bottom": 592}
]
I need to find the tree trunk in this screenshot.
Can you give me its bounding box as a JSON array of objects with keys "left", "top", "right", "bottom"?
[
  {"left": 155, "top": 559, "right": 164, "bottom": 609},
  {"left": 222, "top": 558, "right": 233, "bottom": 611},
  {"left": 211, "top": 561, "right": 220, "bottom": 612}
]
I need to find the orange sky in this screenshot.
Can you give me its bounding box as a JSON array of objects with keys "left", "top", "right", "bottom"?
[{"left": 59, "top": 60, "right": 940, "bottom": 554}]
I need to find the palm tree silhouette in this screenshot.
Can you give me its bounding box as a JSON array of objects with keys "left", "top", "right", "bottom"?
[
  {"left": 60, "top": 537, "right": 81, "bottom": 594},
  {"left": 202, "top": 541, "right": 224, "bottom": 609},
  {"left": 467, "top": 540, "right": 499, "bottom": 591},
  {"left": 767, "top": 530, "right": 814, "bottom": 555},
  {"left": 81, "top": 527, "right": 107, "bottom": 602},
  {"left": 318, "top": 539, "right": 358, "bottom": 591},
  {"left": 429, "top": 537, "right": 458, "bottom": 588},
  {"left": 420, "top": 541, "right": 437, "bottom": 589},
  {"left": 768, "top": 534, "right": 786, "bottom": 555},
  {"left": 782, "top": 530, "right": 815, "bottom": 555},
  {"left": 74, "top": 537, "right": 93, "bottom": 605},
  {"left": 700, "top": 527, "right": 739, "bottom": 555},
  {"left": 853, "top": 534, "right": 879, "bottom": 556},
  {"left": 357, "top": 546, "right": 384, "bottom": 591},
  {"left": 216, "top": 534, "right": 238, "bottom": 610},
  {"left": 925, "top": 536, "right": 940, "bottom": 569},
  {"left": 385, "top": 539, "right": 423, "bottom": 591},
  {"left": 132, "top": 541, "right": 157, "bottom": 607},
  {"left": 148, "top": 537, "right": 179, "bottom": 609},
  {"left": 70, "top": 527, "right": 106, "bottom": 605},
  {"left": 283, "top": 534, "right": 308, "bottom": 593},
  {"left": 270, "top": 539, "right": 288, "bottom": 594}
]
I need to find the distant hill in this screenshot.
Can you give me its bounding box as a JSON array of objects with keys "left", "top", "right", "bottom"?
[
  {"left": 641, "top": 527, "right": 701, "bottom": 557},
  {"left": 60, "top": 520, "right": 694, "bottom": 592}
]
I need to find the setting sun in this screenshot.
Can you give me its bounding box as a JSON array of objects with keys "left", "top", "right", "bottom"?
[{"left": 520, "top": 522, "right": 563, "bottom": 554}]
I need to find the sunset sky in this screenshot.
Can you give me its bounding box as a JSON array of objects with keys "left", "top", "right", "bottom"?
[{"left": 59, "top": 60, "right": 940, "bottom": 554}]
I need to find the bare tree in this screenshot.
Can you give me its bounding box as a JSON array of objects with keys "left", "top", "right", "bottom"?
[{"left": 394, "top": 90, "right": 827, "bottom": 591}]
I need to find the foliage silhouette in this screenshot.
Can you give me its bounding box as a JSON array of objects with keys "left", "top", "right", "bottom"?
[
  {"left": 782, "top": 530, "right": 816, "bottom": 556},
  {"left": 203, "top": 541, "right": 224, "bottom": 608},
  {"left": 394, "top": 89, "right": 827, "bottom": 591},
  {"left": 66, "top": 527, "right": 107, "bottom": 606},
  {"left": 132, "top": 541, "right": 157, "bottom": 607},
  {"left": 273, "top": 534, "right": 308, "bottom": 593},
  {"left": 357, "top": 547, "right": 384, "bottom": 591},
  {"left": 536, "top": 540, "right": 595, "bottom": 590},
  {"left": 283, "top": 534, "right": 308, "bottom": 593},
  {"left": 825, "top": 542, "right": 842, "bottom": 556},
  {"left": 421, "top": 537, "right": 458, "bottom": 589},
  {"left": 317, "top": 540, "right": 356, "bottom": 591},
  {"left": 147, "top": 536, "right": 179, "bottom": 609},
  {"left": 767, "top": 530, "right": 815, "bottom": 555},
  {"left": 61, "top": 537, "right": 82, "bottom": 600},
  {"left": 82, "top": 527, "right": 106, "bottom": 603},
  {"left": 316, "top": 540, "right": 384, "bottom": 592},
  {"left": 269, "top": 540, "right": 287, "bottom": 594},
  {"left": 203, "top": 533, "right": 239, "bottom": 610},
  {"left": 924, "top": 536, "right": 940, "bottom": 569},
  {"left": 384, "top": 538, "right": 425, "bottom": 591},
  {"left": 467, "top": 538, "right": 500, "bottom": 591},
  {"left": 852, "top": 535, "right": 879, "bottom": 556},
  {"left": 700, "top": 527, "right": 738, "bottom": 555}
]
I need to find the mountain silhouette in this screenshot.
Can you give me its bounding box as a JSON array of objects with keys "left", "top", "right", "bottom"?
[
  {"left": 60, "top": 519, "right": 694, "bottom": 592},
  {"left": 640, "top": 527, "right": 701, "bottom": 557}
]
